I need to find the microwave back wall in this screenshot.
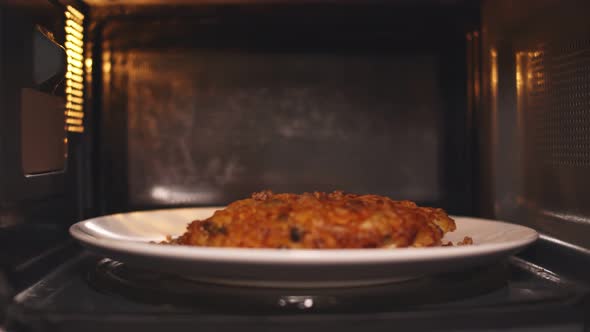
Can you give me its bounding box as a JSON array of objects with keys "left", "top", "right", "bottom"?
[{"left": 91, "top": 2, "right": 478, "bottom": 216}]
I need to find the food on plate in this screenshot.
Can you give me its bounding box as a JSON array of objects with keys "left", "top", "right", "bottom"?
[
  {"left": 164, "top": 190, "right": 459, "bottom": 249},
  {"left": 457, "top": 236, "right": 474, "bottom": 246},
  {"left": 442, "top": 236, "right": 474, "bottom": 247}
]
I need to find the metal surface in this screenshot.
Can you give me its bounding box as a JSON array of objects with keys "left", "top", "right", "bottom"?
[
  {"left": 0, "top": 272, "right": 10, "bottom": 324},
  {"left": 20, "top": 88, "right": 67, "bottom": 175},
  {"left": 0, "top": 8, "right": 4, "bottom": 205},
  {"left": 122, "top": 51, "right": 444, "bottom": 207},
  {"left": 480, "top": 0, "right": 590, "bottom": 249},
  {"left": 0, "top": 0, "right": 69, "bottom": 203},
  {"left": 466, "top": 30, "right": 481, "bottom": 214},
  {"left": 0, "top": 0, "right": 88, "bottom": 300},
  {"left": 95, "top": 4, "right": 477, "bottom": 214},
  {"left": 84, "top": 0, "right": 476, "bottom": 6},
  {"left": 5, "top": 239, "right": 588, "bottom": 331},
  {"left": 88, "top": 257, "right": 509, "bottom": 312}
]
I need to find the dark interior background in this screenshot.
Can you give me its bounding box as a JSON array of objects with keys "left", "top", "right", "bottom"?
[{"left": 92, "top": 3, "right": 480, "bottom": 215}]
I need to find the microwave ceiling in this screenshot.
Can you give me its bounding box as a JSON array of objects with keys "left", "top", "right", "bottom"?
[{"left": 83, "top": 0, "right": 468, "bottom": 5}]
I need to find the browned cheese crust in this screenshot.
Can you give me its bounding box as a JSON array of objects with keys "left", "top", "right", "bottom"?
[{"left": 167, "top": 190, "right": 456, "bottom": 249}]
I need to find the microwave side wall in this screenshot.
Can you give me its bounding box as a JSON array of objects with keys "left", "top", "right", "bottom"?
[
  {"left": 0, "top": 0, "right": 89, "bottom": 291},
  {"left": 480, "top": 0, "right": 590, "bottom": 249}
]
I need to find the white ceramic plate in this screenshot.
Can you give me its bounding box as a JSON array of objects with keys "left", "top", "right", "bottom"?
[{"left": 70, "top": 207, "right": 538, "bottom": 288}]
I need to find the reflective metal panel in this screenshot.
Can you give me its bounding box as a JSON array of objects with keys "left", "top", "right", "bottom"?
[
  {"left": 482, "top": 0, "right": 590, "bottom": 249},
  {"left": 117, "top": 51, "right": 445, "bottom": 206}
]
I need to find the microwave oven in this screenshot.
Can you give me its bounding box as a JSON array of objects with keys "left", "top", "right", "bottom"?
[{"left": 1, "top": 0, "right": 589, "bottom": 331}]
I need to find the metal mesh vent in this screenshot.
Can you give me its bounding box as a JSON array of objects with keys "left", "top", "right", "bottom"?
[
  {"left": 527, "top": 49, "right": 549, "bottom": 164},
  {"left": 527, "top": 41, "right": 590, "bottom": 167},
  {"left": 550, "top": 41, "right": 590, "bottom": 166}
]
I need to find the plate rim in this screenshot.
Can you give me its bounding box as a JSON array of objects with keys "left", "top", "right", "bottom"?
[{"left": 69, "top": 207, "right": 539, "bottom": 265}]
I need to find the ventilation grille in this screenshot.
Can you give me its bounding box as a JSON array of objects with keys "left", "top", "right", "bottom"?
[
  {"left": 550, "top": 42, "right": 590, "bottom": 166},
  {"left": 527, "top": 49, "right": 549, "bottom": 164},
  {"left": 64, "top": 5, "right": 85, "bottom": 133},
  {"left": 526, "top": 42, "right": 590, "bottom": 167}
]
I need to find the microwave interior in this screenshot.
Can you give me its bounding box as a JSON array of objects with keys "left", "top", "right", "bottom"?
[
  {"left": 90, "top": 2, "right": 479, "bottom": 216},
  {"left": 0, "top": 0, "right": 589, "bottom": 331}
]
